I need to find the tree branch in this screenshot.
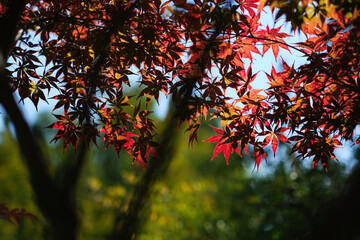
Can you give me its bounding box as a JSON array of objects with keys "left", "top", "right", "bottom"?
[
  {"left": 0, "top": 3, "right": 80, "bottom": 239},
  {"left": 0, "top": 0, "right": 55, "bottom": 213},
  {"left": 108, "top": 27, "right": 223, "bottom": 240},
  {"left": 60, "top": 0, "right": 139, "bottom": 201}
]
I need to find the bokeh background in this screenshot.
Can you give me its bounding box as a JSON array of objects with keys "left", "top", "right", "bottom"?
[{"left": 0, "top": 104, "right": 352, "bottom": 239}]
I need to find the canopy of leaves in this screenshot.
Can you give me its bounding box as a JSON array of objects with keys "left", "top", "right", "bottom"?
[{"left": 1, "top": 0, "right": 359, "bottom": 171}]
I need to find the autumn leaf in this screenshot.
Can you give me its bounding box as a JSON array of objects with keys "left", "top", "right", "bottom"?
[
  {"left": 203, "top": 126, "right": 240, "bottom": 165},
  {"left": 0, "top": 204, "right": 37, "bottom": 225}
]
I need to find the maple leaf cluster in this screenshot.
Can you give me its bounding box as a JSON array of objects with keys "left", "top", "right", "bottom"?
[
  {"left": 2, "top": 0, "right": 359, "bottom": 170},
  {"left": 0, "top": 203, "right": 37, "bottom": 225}
]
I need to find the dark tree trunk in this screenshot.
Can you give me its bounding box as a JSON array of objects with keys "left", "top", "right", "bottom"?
[
  {"left": 108, "top": 107, "right": 179, "bottom": 240},
  {"left": 108, "top": 25, "right": 224, "bottom": 240},
  {"left": 0, "top": 2, "right": 85, "bottom": 239}
]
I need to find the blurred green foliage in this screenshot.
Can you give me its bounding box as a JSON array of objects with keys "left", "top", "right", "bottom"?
[
  {"left": 138, "top": 127, "right": 348, "bottom": 240},
  {"left": 0, "top": 115, "right": 349, "bottom": 239},
  {"left": 0, "top": 123, "right": 42, "bottom": 239}
]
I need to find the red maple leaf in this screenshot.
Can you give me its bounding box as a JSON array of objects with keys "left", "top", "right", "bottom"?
[{"left": 203, "top": 126, "right": 240, "bottom": 165}]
